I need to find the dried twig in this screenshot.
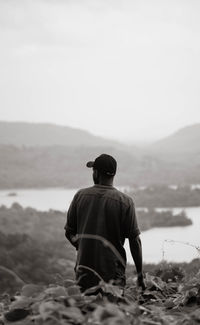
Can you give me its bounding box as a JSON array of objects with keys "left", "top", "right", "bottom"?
[{"left": 162, "top": 239, "right": 200, "bottom": 261}]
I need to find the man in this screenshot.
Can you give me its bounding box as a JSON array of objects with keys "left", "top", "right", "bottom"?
[{"left": 64, "top": 154, "right": 145, "bottom": 293}]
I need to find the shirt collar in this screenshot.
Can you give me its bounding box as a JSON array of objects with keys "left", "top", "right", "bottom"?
[{"left": 94, "top": 184, "right": 115, "bottom": 189}]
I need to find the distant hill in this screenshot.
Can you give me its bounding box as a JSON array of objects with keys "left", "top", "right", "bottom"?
[
  {"left": 1, "top": 121, "right": 200, "bottom": 156},
  {"left": 1, "top": 144, "right": 200, "bottom": 189},
  {"left": 151, "top": 124, "right": 200, "bottom": 155},
  {"left": 1, "top": 121, "right": 200, "bottom": 188},
  {"left": 0, "top": 144, "right": 177, "bottom": 188},
  {"left": 0, "top": 121, "right": 120, "bottom": 147}
]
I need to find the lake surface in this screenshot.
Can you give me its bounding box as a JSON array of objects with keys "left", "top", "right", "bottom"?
[{"left": 0, "top": 188, "right": 200, "bottom": 264}]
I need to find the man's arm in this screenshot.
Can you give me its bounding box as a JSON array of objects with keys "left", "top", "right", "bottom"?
[
  {"left": 129, "top": 234, "right": 143, "bottom": 274},
  {"left": 123, "top": 199, "right": 146, "bottom": 290},
  {"left": 129, "top": 234, "right": 146, "bottom": 290},
  {"left": 64, "top": 194, "right": 79, "bottom": 250}
]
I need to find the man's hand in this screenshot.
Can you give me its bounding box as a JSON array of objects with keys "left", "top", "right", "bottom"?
[
  {"left": 129, "top": 235, "right": 145, "bottom": 290},
  {"left": 137, "top": 272, "right": 146, "bottom": 290},
  {"left": 71, "top": 234, "right": 79, "bottom": 246},
  {"left": 65, "top": 230, "right": 79, "bottom": 250}
]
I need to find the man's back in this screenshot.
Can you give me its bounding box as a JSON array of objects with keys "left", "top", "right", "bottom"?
[{"left": 65, "top": 184, "right": 140, "bottom": 289}]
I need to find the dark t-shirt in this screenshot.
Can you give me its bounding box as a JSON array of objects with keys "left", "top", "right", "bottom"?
[{"left": 64, "top": 184, "right": 140, "bottom": 289}]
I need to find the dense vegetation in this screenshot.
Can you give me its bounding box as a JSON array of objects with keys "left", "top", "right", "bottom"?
[
  {"left": 0, "top": 204, "right": 192, "bottom": 294},
  {"left": 0, "top": 203, "right": 75, "bottom": 294},
  {"left": 0, "top": 204, "right": 199, "bottom": 324},
  {"left": 128, "top": 185, "right": 200, "bottom": 207},
  {"left": 0, "top": 256, "right": 200, "bottom": 324}
]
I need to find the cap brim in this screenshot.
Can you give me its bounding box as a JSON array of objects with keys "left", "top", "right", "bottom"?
[{"left": 86, "top": 161, "right": 94, "bottom": 168}]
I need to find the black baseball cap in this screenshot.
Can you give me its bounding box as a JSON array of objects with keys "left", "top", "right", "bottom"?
[{"left": 86, "top": 154, "right": 117, "bottom": 176}]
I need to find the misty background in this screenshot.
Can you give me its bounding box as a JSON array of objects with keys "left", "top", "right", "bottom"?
[
  {"left": 1, "top": 0, "right": 200, "bottom": 142},
  {"left": 1, "top": 0, "right": 200, "bottom": 297}
]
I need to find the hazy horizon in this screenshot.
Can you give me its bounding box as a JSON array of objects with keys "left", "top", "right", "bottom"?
[
  {"left": 1, "top": 0, "right": 200, "bottom": 141},
  {"left": 1, "top": 119, "right": 198, "bottom": 145}
]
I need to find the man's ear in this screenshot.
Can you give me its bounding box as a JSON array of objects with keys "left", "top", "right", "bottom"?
[
  {"left": 93, "top": 168, "right": 100, "bottom": 184},
  {"left": 93, "top": 169, "right": 98, "bottom": 178}
]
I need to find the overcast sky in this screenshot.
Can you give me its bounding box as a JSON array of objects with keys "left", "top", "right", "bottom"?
[{"left": 0, "top": 0, "right": 200, "bottom": 142}]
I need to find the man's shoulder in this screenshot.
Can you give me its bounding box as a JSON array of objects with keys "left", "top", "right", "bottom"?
[
  {"left": 74, "top": 186, "right": 135, "bottom": 207},
  {"left": 108, "top": 188, "right": 135, "bottom": 207},
  {"left": 74, "top": 186, "right": 96, "bottom": 197}
]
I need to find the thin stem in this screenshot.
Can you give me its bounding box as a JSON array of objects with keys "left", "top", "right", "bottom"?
[
  {"left": 76, "top": 265, "right": 104, "bottom": 283},
  {"left": 76, "top": 234, "right": 126, "bottom": 268},
  {"left": 0, "top": 265, "right": 25, "bottom": 284},
  {"left": 162, "top": 239, "right": 200, "bottom": 261}
]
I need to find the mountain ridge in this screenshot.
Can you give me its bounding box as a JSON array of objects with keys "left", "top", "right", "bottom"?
[
  {"left": 1, "top": 121, "right": 200, "bottom": 187},
  {"left": 0, "top": 121, "right": 121, "bottom": 148},
  {"left": 150, "top": 123, "right": 200, "bottom": 155},
  {"left": 1, "top": 121, "right": 200, "bottom": 156}
]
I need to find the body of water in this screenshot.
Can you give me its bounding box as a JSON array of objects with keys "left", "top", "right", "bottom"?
[{"left": 0, "top": 188, "right": 200, "bottom": 264}]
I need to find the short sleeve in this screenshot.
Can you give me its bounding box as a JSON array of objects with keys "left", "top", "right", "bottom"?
[
  {"left": 122, "top": 200, "right": 140, "bottom": 239},
  {"left": 64, "top": 194, "right": 77, "bottom": 236}
]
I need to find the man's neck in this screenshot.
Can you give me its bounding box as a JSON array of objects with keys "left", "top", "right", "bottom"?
[{"left": 98, "top": 179, "right": 113, "bottom": 187}]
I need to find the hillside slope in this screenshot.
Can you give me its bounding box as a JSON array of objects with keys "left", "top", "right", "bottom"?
[
  {"left": 151, "top": 124, "right": 200, "bottom": 155},
  {"left": 0, "top": 121, "right": 120, "bottom": 147},
  {"left": 1, "top": 144, "right": 199, "bottom": 188},
  {"left": 1, "top": 122, "right": 200, "bottom": 188}
]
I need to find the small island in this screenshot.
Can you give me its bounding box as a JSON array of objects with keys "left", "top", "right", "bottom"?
[
  {"left": 0, "top": 204, "right": 192, "bottom": 237},
  {"left": 7, "top": 192, "right": 17, "bottom": 197},
  {"left": 127, "top": 185, "right": 200, "bottom": 207},
  {"left": 137, "top": 208, "right": 192, "bottom": 231}
]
